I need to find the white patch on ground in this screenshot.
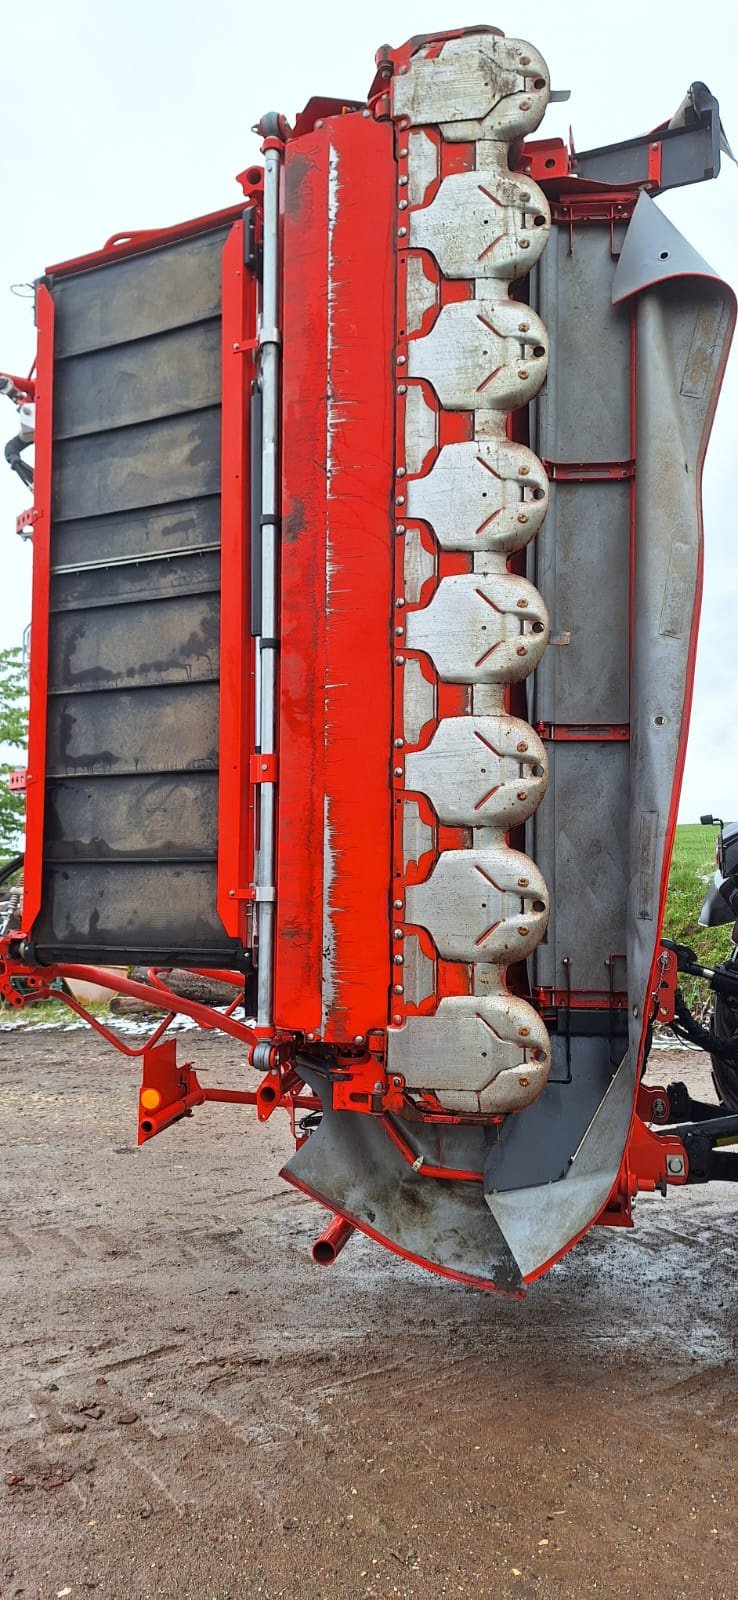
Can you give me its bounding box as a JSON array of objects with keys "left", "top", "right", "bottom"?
[{"left": 0, "top": 1007, "right": 238, "bottom": 1036}]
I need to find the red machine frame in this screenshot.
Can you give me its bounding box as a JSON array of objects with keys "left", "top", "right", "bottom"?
[{"left": 2, "top": 54, "right": 726, "bottom": 1283}]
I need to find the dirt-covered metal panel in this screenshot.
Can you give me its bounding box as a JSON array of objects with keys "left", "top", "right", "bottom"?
[{"left": 31, "top": 224, "right": 246, "bottom": 966}]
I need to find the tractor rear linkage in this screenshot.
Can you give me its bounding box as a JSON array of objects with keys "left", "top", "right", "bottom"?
[
  {"left": 3, "top": 933, "right": 738, "bottom": 1232},
  {"left": 640, "top": 940, "right": 738, "bottom": 1185}
]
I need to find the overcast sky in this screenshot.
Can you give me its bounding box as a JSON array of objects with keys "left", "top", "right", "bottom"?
[{"left": 1, "top": 0, "right": 736, "bottom": 820}]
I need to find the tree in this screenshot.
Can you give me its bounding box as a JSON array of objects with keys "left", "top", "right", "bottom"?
[{"left": 0, "top": 645, "right": 28, "bottom": 858}]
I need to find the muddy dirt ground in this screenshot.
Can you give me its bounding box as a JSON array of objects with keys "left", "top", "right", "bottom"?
[{"left": 1, "top": 1029, "right": 737, "bottom": 1600}]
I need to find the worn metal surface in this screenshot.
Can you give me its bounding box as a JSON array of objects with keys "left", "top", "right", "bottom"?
[
  {"left": 407, "top": 438, "right": 549, "bottom": 555},
  {"left": 530, "top": 743, "right": 629, "bottom": 993},
  {"left": 406, "top": 847, "right": 549, "bottom": 966},
  {"left": 405, "top": 572, "right": 549, "bottom": 684},
  {"left": 485, "top": 1056, "right": 636, "bottom": 1281},
  {"left": 405, "top": 714, "right": 547, "bottom": 829},
  {"left": 389, "top": 993, "right": 551, "bottom": 1114},
  {"left": 410, "top": 167, "right": 550, "bottom": 280},
  {"left": 409, "top": 298, "right": 549, "bottom": 412},
  {"left": 484, "top": 1036, "right": 619, "bottom": 1193},
  {"left": 283, "top": 1067, "right": 524, "bottom": 1295},
  {"left": 390, "top": 31, "right": 550, "bottom": 144},
  {"left": 507, "top": 190, "right": 735, "bottom": 1283},
  {"left": 617, "top": 198, "right": 736, "bottom": 1071},
  {"left": 384, "top": 27, "right": 553, "bottom": 1128},
  {"left": 529, "top": 219, "right": 632, "bottom": 998},
  {"left": 273, "top": 115, "right": 395, "bottom": 1039}
]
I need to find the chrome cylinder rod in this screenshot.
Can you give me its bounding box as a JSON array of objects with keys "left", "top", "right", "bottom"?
[{"left": 255, "top": 133, "right": 283, "bottom": 1028}]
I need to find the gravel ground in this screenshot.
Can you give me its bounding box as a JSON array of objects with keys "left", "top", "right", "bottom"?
[{"left": 1, "top": 1028, "right": 737, "bottom": 1600}]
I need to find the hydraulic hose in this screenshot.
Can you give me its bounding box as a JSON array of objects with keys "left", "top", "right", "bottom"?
[
  {"left": 671, "top": 988, "right": 738, "bottom": 1063},
  {"left": 0, "top": 853, "right": 23, "bottom": 886}
]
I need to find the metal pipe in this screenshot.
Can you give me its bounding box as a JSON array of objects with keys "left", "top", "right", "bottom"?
[
  {"left": 139, "top": 1088, "right": 206, "bottom": 1139},
  {"left": 255, "top": 134, "right": 283, "bottom": 1029},
  {"left": 312, "top": 1215, "right": 356, "bottom": 1266},
  {"left": 50, "top": 962, "right": 259, "bottom": 1046}
]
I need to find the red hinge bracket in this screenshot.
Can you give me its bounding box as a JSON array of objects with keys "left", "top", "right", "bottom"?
[{"left": 249, "top": 753, "right": 278, "bottom": 783}]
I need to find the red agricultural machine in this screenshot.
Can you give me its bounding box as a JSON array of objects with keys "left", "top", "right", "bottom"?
[{"left": 1, "top": 24, "right": 736, "bottom": 1294}]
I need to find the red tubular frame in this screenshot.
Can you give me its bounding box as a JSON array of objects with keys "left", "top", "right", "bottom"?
[
  {"left": 4, "top": 961, "right": 261, "bottom": 1048},
  {"left": 312, "top": 1215, "right": 355, "bottom": 1264}
]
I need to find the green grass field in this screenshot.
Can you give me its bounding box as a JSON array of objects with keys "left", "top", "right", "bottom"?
[{"left": 663, "top": 823, "right": 730, "bottom": 1006}]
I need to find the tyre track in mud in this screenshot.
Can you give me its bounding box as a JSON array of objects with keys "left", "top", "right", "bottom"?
[{"left": 2, "top": 1031, "right": 738, "bottom": 1599}]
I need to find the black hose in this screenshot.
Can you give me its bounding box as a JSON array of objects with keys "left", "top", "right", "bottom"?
[
  {"left": 4, "top": 434, "right": 33, "bottom": 489},
  {"left": 671, "top": 988, "right": 738, "bottom": 1063},
  {"left": 0, "top": 853, "right": 23, "bottom": 886}
]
